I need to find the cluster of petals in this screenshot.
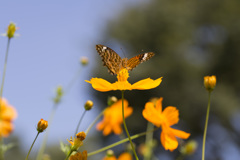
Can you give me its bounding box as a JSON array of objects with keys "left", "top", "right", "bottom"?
[
  {"left": 67, "top": 132, "right": 86, "bottom": 151},
  {"left": 103, "top": 152, "right": 132, "bottom": 160},
  {"left": 69, "top": 151, "right": 87, "bottom": 160},
  {"left": 0, "top": 98, "right": 17, "bottom": 137},
  {"left": 97, "top": 99, "right": 133, "bottom": 136},
  {"left": 86, "top": 68, "right": 162, "bottom": 92},
  {"left": 142, "top": 97, "right": 190, "bottom": 151}
]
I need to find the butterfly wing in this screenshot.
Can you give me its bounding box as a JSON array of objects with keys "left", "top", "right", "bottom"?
[
  {"left": 96, "top": 44, "right": 122, "bottom": 75},
  {"left": 126, "top": 52, "right": 155, "bottom": 71}
]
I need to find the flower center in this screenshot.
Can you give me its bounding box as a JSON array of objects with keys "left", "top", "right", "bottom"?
[{"left": 117, "top": 68, "right": 129, "bottom": 82}]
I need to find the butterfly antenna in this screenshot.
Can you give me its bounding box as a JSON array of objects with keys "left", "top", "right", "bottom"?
[{"left": 120, "top": 47, "right": 127, "bottom": 58}]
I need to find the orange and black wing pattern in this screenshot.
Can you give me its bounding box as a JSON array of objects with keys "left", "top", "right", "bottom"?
[
  {"left": 126, "top": 52, "right": 155, "bottom": 71},
  {"left": 96, "top": 44, "right": 122, "bottom": 75}
]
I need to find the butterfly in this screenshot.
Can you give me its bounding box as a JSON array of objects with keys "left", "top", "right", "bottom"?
[{"left": 96, "top": 44, "right": 155, "bottom": 75}]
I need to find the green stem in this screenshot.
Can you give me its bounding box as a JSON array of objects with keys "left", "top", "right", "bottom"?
[
  {"left": 0, "top": 38, "right": 11, "bottom": 100},
  {"left": 202, "top": 91, "right": 212, "bottom": 160},
  {"left": 36, "top": 104, "right": 57, "bottom": 160},
  {"left": 143, "top": 122, "right": 154, "bottom": 160},
  {"left": 121, "top": 91, "right": 139, "bottom": 160},
  {"left": 88, "top": 129, "right": 155, "bottom": 157},
  {"left": 65, "top": 150, "right": 73, "bottom": 160},
  {"left": 25, "top": 132, "right": 40, "bottom": 160},
  {"left": 74, "top": 110, "right": 86, "bottom": 135},
  {"left": 85, "top": 109, "right": 105, "bottom": 136},
  {"left": 37, "top": 66, "right": 83, "bottom": 159},
  {"left": 0, "top": 38, "right": 11, "bottom": 160},
  {"left": 65, "top": 67, "right": 82, "bottom": 94}
]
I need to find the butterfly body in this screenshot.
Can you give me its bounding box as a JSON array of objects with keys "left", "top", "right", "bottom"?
[{"left": 96, "top": 44, "right": 154, "bottom": 75}]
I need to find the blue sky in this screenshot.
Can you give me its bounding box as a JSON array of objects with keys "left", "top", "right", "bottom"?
[{"left": 0, "top": 0, "right": 144, "bottom": 151}]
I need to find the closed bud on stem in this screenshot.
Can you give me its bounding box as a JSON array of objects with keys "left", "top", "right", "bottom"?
[
  {"left": 76, "top": 131, "right": 86, "bottom": 141},
  {"left": 106, "top": 150, "right": 114, "bottom": 157},
  {"left": 204, "top": 75, "right": 216, "bottom": 92},
  {"left": 149, "top": 97, "right": 159, "bottom": 106},
  {"left": 80, "top": 57, "right": 89, "bottom": 66},
  {"left": 84, "top": 100, "right": 93, "bottom": 110},
  {"left": 180, "top": 140, "right": 198, "bottom": 155},
  {"left": 7, "top": 22, "right": 18, "bottom": 39},
  {"left": 53, "top": 85, "right": 64, "bottom": 104},
  {"left": 107, "top": 96, "right": 118, "bottom": 106},
  {"left": 37, "top": 119, "right": 48, "bottom": 132}
]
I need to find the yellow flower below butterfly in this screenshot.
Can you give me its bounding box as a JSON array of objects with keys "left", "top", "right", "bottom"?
[
  {"left": 142, "top": 98, "right": 190, "bottom": 151},
  {"left": 86, "top": 68, "right": 162, "bottom": 92}
]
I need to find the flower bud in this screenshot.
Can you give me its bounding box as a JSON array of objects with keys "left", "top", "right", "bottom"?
[
  {"left": 84, "top": 100, "right": 93, "bottom": 110},
  {"left": 107, "top": 96, "right": 118, "bottom": 106},
  {"left": 76, "top": 131, "right": 86, "bottom": 141},
  {"left": 149, "top": 97, "right": 159, "bottom": 106},
  {"left": 7, "top": 22, "right": 17, "bottom": 39},
  {"left": 53, "top": 85, "right": 64, "bottom": 104},
  {"left": 204, "top": 75, "right": 216, "bottom": 92},
  {"left": 180, "top": 140, "right": 198, "bottom": 155},
  {"left": 80, "top": 57, "right": 89, "bottom": 66},
  {"left": 37, "top": 119, "right": 48, "bottom": 132},
  {"left": 106, "top": 150, "right": 114, "bottom": 157}
]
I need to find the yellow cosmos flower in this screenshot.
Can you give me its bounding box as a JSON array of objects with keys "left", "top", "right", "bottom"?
[
  {"left": 97, "top": 100, "right": 133, "bottom": 136},
  {"left": 142, "top": 98, "right": 190, "bottom": 151},
  {"left": 0, "top": 98, "right": 17, "bottom": 137},
  {"left": 103, "top": 152, "right": 132, "bottom": 160},
  {"left": 86, "top": 68, "right": 162, "bottom": 92}
]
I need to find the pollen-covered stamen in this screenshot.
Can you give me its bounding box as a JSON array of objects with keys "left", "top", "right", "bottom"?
[{"left": 117, "top": 68, "right": 129, "bottom": 82}]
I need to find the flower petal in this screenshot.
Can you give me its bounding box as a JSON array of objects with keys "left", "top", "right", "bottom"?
[
  {"left": 0, "top": 121, "right": 14, "bottom": 137},
  {"left": 142, "top": 102, "right": 162, "bottom": 127},
  {"left": 118, "top": 152, "right": 132, "bottom": 160},
  {"left": 132, "top": 77, "right": 162, "bottom": 90},
  {"left": 169, "top": 127, "right": 190, "bottom": 139},
  {"left": 113, "top": 124, "right": 122, "bottom": 135},
  {"left": 160, "top": 128, "right": 178, "bottom": 151},
  {"left": 160, "top": 125, "right": 190, "bottom": 151},
  {"left": 96, "top": 121, "right": 105, "bottom": 131},
  {"left": 103, "top": 125, "right": 112, "bottom": 136},
  {"left": 155, "top": 97, "right": 163, "bottom": 113},
  {"left": 162, "top": 106, "right": 179, "bottom": 126},
  {"left": 112, "top": 81, "right": 132, "bottom": 90},
  {"left": 85, "top": 78, "right": 114, "bottom": 92}
]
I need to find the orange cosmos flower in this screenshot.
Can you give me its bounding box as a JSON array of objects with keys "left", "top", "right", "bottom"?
[
  {"left": 97, "top": 99, "right": 133, "bottom": 136},
  {"left": 0, "top": 98, "right": 17, "bottom": 137},
  {"left": 69, "top": 150, "right": 88, "bottom": 160},
  {"left": 86, "top": 68, "right": 162, "bottom": 92},
  {"left": 117, "top": 152, "right": 132, "bottom": 160},
  {"left": 142, "top": 97, "right": 190, "bottom": 151},
  {"left": 103, "top": 152, "right": 132, "bottom": 160}
]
